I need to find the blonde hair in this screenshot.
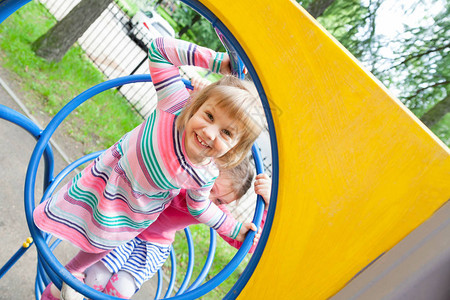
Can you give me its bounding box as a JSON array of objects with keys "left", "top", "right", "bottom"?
[
  {"left": 176, "top": 76, "right": 263, "bottom": 169},
  {"left": 221, "top": 155, "right": 254, "bottom": 200}
]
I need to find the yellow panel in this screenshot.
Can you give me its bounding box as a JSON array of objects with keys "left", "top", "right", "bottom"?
[{"left": 200, "top": 0, "right": 450, "bottom": 298}]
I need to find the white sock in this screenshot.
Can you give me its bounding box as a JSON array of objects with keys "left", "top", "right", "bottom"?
[
  {"left": 84, "top": 261, "right": 113, "bottom": 292},
  {"left": 104, "top": 270, "right": 137, "bottom": 298}
]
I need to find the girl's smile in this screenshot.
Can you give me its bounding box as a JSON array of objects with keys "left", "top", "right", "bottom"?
[{"left": 196, "top": 133, "right": 210, "bottom": 148}]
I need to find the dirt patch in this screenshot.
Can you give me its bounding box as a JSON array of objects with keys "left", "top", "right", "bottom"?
[{"left": 0, "top": 64, "right": 93, "bottom": 164}]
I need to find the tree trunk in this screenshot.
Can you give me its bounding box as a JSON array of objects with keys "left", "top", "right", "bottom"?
[
  {"left": 32, "top": 0, "right": 112, "bottom": 62},
  {"left": 178, "top": 14, "right": 201, "bottom": 37},
  {"left": 420, "top": 95, "right": 450, "bottom": 128},
  {"left": 306, "top": 0, "right": 336, "bottom": 18}
]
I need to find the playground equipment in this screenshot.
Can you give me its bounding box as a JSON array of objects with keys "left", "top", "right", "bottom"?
[
  {"left": 1, "top": 0, "right": 449, "bottom": 299},
  {"left": 0, "top": 73, "right": 266, "bottom": 300}
]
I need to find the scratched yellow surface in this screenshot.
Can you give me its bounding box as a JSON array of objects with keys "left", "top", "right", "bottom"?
[{"left": 199, "top": 0, "right": 450, "bottom": 298}]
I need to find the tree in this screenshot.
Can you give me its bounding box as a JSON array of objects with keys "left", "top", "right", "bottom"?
[
  {"left": 380, "top": 2, "right": 449, "bottom": 127},
  {"left": 312, "top": 0, "right": 449, "bottom": 142},
  {"left": 171, "top": 2, "right": 224, "bottom": 51},
  {"left": 32, "top": 0, "right": 112, "bottom": 62},
  {"left": 301, "top": 0, "right": 337, "bottom": 18}
]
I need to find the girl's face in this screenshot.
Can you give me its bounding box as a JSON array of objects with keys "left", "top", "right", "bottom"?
[
  {"left": 209, "top": 172, "right": 238, "bottom": 206},
  {"left": 184, "top": 97, "right": 242, "bottom": 165}
]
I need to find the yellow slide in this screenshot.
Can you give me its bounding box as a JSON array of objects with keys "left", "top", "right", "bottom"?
[{"left": 199, "top": 0, "right": 450, "bottom": 298}]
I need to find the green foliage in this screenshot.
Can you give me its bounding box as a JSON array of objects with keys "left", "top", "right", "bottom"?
[
  {"left": 156, "top": 6, "right": 179, "bottom": 29},
  {"left": 0, "top": 1, "right": 142, "bottom": 153},
  {"left": 319, "top": 0, "right": 377, "bottom": 63},
  {"left": 115, "top": 0, "right": 140, "bottom": 15},
  {"left": 171, "top": 2, "right": 225, "bottom": 51},
  {"left": 383, "top": 1, "right": 449, "bottom": 117},
  {"left": 431, "top": 113, "right": 450, "bottom": 146},
  {"left": 318, "top": 0, "right": 449, "bottom": 146}
]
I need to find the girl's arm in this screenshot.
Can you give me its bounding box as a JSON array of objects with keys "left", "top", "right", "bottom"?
[
  {"left": 217, "top": 173, "right": 272, "bottom": 252},
  {"left": 186, "top": 187, "right": 245, "bottom": 240},
  {"left": 217, "top": 205, "right": 268, "bottom": 253},
  {"left": 147, "top": 37, "right": 226, "bottom": 115}
]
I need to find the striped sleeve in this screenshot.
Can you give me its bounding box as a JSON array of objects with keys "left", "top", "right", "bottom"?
[
  {"left": 148, "top": 37, "right": 225, "bottom": 115},
  {"left": 186, "top": 187, "right": 243, "bottom": 239}
]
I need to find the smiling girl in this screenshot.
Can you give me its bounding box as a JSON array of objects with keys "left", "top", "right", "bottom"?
[{"left": 35, "top": 37, "right": 263, "bottom": 299}]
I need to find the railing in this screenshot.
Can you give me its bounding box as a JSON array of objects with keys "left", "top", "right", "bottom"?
[{"left": 38, "top": 0, "right": 205, "bottom": 120}]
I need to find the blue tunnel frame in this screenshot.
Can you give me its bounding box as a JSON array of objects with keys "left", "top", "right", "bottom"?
[{"left": 0, "top": 0, "right": 279, "bottom": 298}]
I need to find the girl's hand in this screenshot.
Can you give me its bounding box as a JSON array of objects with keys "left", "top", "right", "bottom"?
[
  {"left": 190, "top": 76, "right": 211, "bottom": 93},
  {"left": 220, "top": 53, "right": 232, "bottom": 75},
  {"left": 254, "top": 173, "right": 271, "bottom": 210},
  {"left": 253, "top": 227, "right": 263, "bottom": 245},
  {"left": 235, "top": 222, "right": 257, "bottom": 242}
]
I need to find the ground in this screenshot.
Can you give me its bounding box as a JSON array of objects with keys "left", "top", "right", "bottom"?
[{"left": 0, "top": 63, "right": 96, "bottom": 166}]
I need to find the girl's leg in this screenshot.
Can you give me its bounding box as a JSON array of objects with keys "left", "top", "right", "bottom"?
[
  {"left": 41, "top": 250, "right": 111, "bottom": 299},
  {"left": 84, "top": 261, "right": 114, "bottom": 292},
  {"left": 61, "top": 250, "right": 111, "bottom": 300},
  {"left": 65, "top": 249, "right": 111, "bottom": 274},
  {"left": 103, "top": 271, "right": 137, "bottom": 299}
]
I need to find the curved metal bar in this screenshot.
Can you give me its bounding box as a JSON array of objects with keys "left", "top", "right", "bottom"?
[
  {"left": 34, "top": 274, "right": 43, "bottom": 300},
  {"left": 0, "top": 239, "right": 34, "bottom": 279},
  {"left": 35, "top": 266, "right": 45, "bottom": 292},
  {"left": 160, "top": 144, "right": 266, "bottom": 300},
  {"left": 164, "top": 247, "right": 177, "bottom": 298},
  {"left": 0, "top": 0, "right": 31, "bottom": 23},
  {"left": 224, "top": 144, "right": 271, "bottom": 299},
  {"left": 36, "top": 255, "right": 49, "bottom": 288},
  {"left": 185, "top": 228, "right": 216, "bottom": 292},
  {"left": 155, "top": 268, "right": 163, "bottom": 300},
  {"left": 175, "top": 228, "right": 194, "bottom": 295},
  {"left": 36, "top": 238, "right": 64, "bottom": 289}
]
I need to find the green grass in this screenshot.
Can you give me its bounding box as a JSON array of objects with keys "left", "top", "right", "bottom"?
[
  {"left": 0, "top": 1, "right": 142, "bottom": 153},
  {"left": 115, "top": 0, "right": 140, "bottom": 16},
  {"left": 166, "top": 225, "right": 251, "bottom": 299}
]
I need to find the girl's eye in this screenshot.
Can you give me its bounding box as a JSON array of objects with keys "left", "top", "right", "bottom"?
[
  {"left": 216, "top": 199, "right": 223, "bottom": 205},
  {"left": 206, "top": 112, "right": 213, "bottom": 121},
  {"left": 222, "top": 129, "right": 232, "bottom": 137}
]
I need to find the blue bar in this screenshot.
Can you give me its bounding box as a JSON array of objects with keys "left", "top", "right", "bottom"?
[
  {"left": 164, "top": 248, "right": 177, "bottom": 298},
  {"left": 0, "top": 238, "right": 33, "bottom": 279},
  {"left": 175, "top": 228, "right": 194, "bottom": 295},
  {"left": 0, "top": 0, "right": 31, "bottom": 24},
  {"left": 185, "top": 228, "right": 216, "bottom": 292}
]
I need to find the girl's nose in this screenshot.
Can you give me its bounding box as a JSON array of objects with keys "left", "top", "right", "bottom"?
[{"left": 203, "top": 126, "right": 218, "bottom": 141}]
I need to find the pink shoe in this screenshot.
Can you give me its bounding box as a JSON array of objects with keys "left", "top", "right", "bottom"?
[{"left": 40, "top": 283, "right": 60, "bottom": 300}]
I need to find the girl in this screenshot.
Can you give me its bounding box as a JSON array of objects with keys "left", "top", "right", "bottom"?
[
  {"left": 35, "top": 37, "right": 263, "bottom": 299},
  {"left": 83, "top": 159, "right": 271, "bottom": 298}
]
